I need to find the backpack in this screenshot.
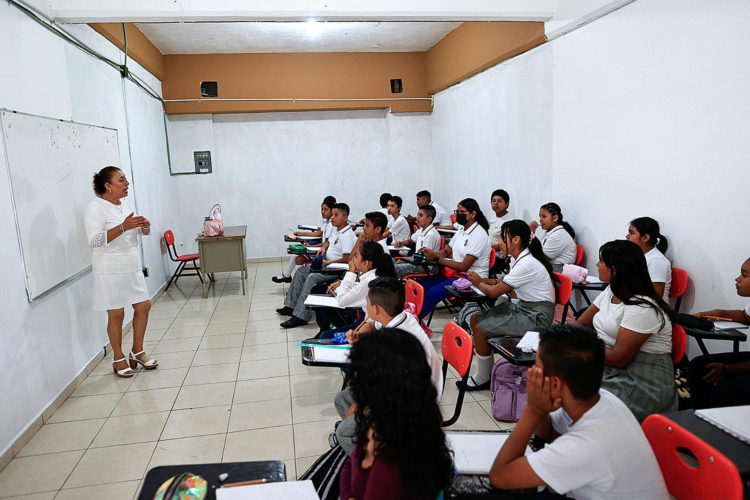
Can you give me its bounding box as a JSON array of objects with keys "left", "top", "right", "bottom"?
[{"left": 490, "top": 358, "right": 528, "bottom": 422}]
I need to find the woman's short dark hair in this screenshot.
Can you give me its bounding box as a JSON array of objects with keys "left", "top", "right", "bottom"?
[
  {"left": 92, "top": 166, "right": 121, "bottom": 195},
  {"left": 630, "top": 216, "right": 668, "bottom": 253},
  {"left": 491, "top": 189, "right": 510, "bottom": 204},
  {"left": 458, "top": 197, "right": 490, "bottom": 231},
  {"left": 348, "top": 329, "right": 453, "bottom": 497},
  {"left": 540, "top": 202, "right": 575, "bottom": 238}
]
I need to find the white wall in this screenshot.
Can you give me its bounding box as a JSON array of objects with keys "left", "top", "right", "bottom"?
[
  {"left": 430, "top": 0, "right": 750, "bottom": 343},
  {"left": 166, "top": 110, "right": 433, "bottom": 258},
  {"left": 0, "top": 3, "right": 174, "bottom": 456}
]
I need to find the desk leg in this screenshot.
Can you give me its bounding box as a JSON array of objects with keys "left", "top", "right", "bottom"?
[
  {"left": 202, "top": 272, "right": 209, "bottom": 298},
  {"left": 696, "top": 338, "right": 709, "bottom": 356},
  {"left": 733, "top": 340, "right": 740, "bottom": 353}
]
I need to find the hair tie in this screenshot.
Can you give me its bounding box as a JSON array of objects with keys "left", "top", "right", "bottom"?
[{"left": 529, "top": 231, "right": 536, "bottom": 244}]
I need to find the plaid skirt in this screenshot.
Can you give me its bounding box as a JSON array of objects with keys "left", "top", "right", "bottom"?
[
  {"left": 472, "top": 300, "right": 555, "bottom": 338},
  {"left": 602, "top": 351, "right": 678, "bottom": 422}
]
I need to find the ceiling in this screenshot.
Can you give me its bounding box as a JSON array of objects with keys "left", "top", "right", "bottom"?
[{"left": 135, "top": 21, "right": 462, "bottom": 54}]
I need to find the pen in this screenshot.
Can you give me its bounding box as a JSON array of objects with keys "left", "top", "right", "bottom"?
[
  {"left": 222, "top": 478, "right": 267, "bottom": 488},
  {"left": 698, "top": 315, "right": 732, "bottom": 321}
]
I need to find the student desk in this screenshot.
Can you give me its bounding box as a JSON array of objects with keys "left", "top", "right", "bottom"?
[
  {"left": 299, "top": 338, "right": 350, "bottom": 368},
  {"left": 572, "top": 279, "right": 608, "bottom": 307},
  {"left": 284, "top": 234, "right": 320, "bottom": 242},
  {"left": 444, "top": 285, "right": 496, "bottom": 309},
  {"left": 683, "top": 325, "right": 748, "bottom": 355},
  {"left": 196, "top": 225, "right": 248, "bottom": 298},
  {"left": 139, "top": 460, "right": 286, "bottom": 500},
  {"left": 488, "top": 337, "right": 536, "bottom": 366}
]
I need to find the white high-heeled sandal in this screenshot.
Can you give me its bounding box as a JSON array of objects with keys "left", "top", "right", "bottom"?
[
  {"left": 129, "top": 350, "right": 158, "bottom": 370},
  {"left": 112, "top": 357, "right": 134, "bottom": 378}
]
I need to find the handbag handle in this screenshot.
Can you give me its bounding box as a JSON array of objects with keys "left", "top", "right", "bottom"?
[{"left": 208, "top": 203, "right": 222, "bottom": 219}]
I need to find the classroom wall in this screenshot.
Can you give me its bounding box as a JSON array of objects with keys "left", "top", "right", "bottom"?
[
  {"left": 166, "top": 110, "right": 433, "bottom": 259},
  {"left": 0, "top": 3, "right": 174, "bottom": 458},
  {"left": 430, "top": 0, "right": 750, "bottom": 348}
]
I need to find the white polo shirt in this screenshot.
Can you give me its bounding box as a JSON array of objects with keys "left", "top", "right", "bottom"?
[
  {"left": 502, "top": 248, "right": 555, "bottom": 303},
  {"left": 540, "top": 225, "right": 577, "bottom": 265},
  {"left": 375, "top": 237, "right": 389, "bottom": 253},
  {"left": 325, "top": 225, "right": 357, "bottom": 261},
  {"left": 411, "top": 225, "right": 442, "bottom": 252},
  {"left": 644, "top": 248, "right": 672, "bottom": 302},
  {"left": 387, "top": 214, "right": 410, "bottom": 243},
  {"left": 488, "top": 212, "right": 513, "bottom": 246},
  {"left": 430, "top": 201, "right": 452, "bottom": 226},
  {"left": 336, "top": 269, "right": 378, "bottom": 312},
  {"left": 449, "top": 222, "right": 491, "bottom": 278}
]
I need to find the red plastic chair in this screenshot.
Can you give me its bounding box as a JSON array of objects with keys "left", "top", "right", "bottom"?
[
  {"left": 575, "top": 244, "right": 584, "bottom": 266},
  {"left": 404, "top": 279, "right": 424, "bottom": 318},
  {"left": 439, "top": 235, "right": 446, "bottom": 250},
  {"left": 642, "top": 414, "right": 743, "bottom": 500},
  {"left": 552, "top": 272, "right": 573, "bottom": 324},
  {"left": 164, "top": 230, "right": 202, "bottom": 290},
  {"left": 672, "top": 324, "right": 687, "bottom": 365},
  {"left": 669, "top": 267, "right": 689, "bottom": 313},
  {"left": 450, "top": 213, "right": 457, "bottom": 225},
  {"left": 441, "top": 321, "right": 473, "bottom": 426}
]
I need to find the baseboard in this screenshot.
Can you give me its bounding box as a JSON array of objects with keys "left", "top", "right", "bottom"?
[{"left": 247, "top": 256, "right": 286, "bottom": 263}]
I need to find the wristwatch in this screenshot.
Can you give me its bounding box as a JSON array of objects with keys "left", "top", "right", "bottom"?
[{"left": 120, "top": 224, "right": 125, "bottom": 232}]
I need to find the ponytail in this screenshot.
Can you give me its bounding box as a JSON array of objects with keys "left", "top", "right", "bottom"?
[
  {"left": 541, "top": 202, "right": 575, "bottom": 239},
  {"left": 458, "top": 197, "right": 490, "bottom": 232},
  {"left": 630, "top": 216, "right": 668, "bottom": 253},
  {"left": 501, "top": 220, "right": 555, "bottom": 283},
  {"left": 360, "top": 241, "right": 396, "bottom": 278}
]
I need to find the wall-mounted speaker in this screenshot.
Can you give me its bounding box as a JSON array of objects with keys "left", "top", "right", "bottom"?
[
  {"left": 390, "top": 79, "right": 403, "bottom": 94},
  {"left": 200, "top": 81, "right": 218, "bottom": 97}
]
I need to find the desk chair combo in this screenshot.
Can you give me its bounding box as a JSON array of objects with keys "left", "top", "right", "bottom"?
[{"left": 164, "top": 230, "right": 202, "bottom": 290}]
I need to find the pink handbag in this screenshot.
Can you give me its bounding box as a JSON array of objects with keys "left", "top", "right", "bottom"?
[{"left": 203, "top": 204, "right": 224, "bottom": 237}]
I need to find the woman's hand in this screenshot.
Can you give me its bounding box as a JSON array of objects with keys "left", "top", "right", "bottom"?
[
  {"left": 467, "top": 271, "right": 483, "bottom": 285},
  {"left": 122, "top": 213, "right": 140, "bottom": 230},
  {"left": 703, "top": 363, "right": 729, "bottom": 383},
  {"left": 528, "top": 221, "right": 539, "bottom": 233}
]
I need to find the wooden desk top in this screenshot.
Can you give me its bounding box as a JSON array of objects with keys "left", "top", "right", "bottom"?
[{"left": 196, "top": 225, "right": 247, "bottom": 242}]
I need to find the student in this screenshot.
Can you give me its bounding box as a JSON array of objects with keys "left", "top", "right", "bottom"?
[
  {"left": 277, "top": 203, "right": 357, "bottom": 328},
  {"left": 688, "top": 257, "right": 750, "bottom": 409},
  {"left": 626, "top": 217, "right": 672, "bottom": 301},
  {"left": 463, "top": 220, "right": 556, "bottom": 390},
  {"left": 273, "top": 196, "right": 336, "bottom": 283},
  {"left": 489, "top": 324, "right": 669, "bottom": 500},
  {"left": 576, "top": 240, "right": 677, "bottom": 421},
  {"left": 416, "top": 189, "right": 452, "bottom": 227},
  {"left": 377, "top": 192, "right": 394, "bottom": 226},
  {"left": 383, "top": 195, "right": 410, "bottom": 243},
  {"left": 354, "top": 211, "right": 389, "bottom": 254},
  {"left": 418, "top": 198, "right": 491, "bottom": 319},
  {"left": 340, "top": 328, "right": 453, "bottom": 500},
  {"left": 333, "top": 277, "right": 443, "bottom": 454},
  {"left": 529, "top": 202, "right": 577, "bottom": 271},
  {"left": 488, "top": 189, "right": 512, "bottom": 250},
  {"left": 315, "top": 242, "right": 396, "bottom": 334},
  {"left": 393, "top": 205, "right": 442, "bottom": 278}
]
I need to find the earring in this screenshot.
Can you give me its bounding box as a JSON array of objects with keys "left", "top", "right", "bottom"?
[{"left": 108, "top": 188, "right": 112, "bottom": 194}]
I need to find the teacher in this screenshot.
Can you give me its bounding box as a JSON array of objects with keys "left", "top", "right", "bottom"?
[{"left": 84, "top": 166, "right": 158, "bottom": 377}]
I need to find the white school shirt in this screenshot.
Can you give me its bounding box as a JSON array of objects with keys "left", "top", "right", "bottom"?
[
  {"left": 488, "top": 213, "right": 513, "bottom": 246},
  {"left": 84, "top": 197, "right": 143, "bottom": 274},
  {"left": 644, "top": 247, "right": 672, "bottom": 302},
  {"left": 374, "top": 311, "right": 443, "bottom": 401},
  {"left": 336, "top": 269, "right": 378, "bottom": 313},
  {"left": 377, "top": 207, "right": 395, "bottom": 227},
  {"left": 319, "top": 220, "right": 333, "bottom": 241},
  {"left": 526, "top": 390, "right": 669, "bottom": 500},
  {"left": 539, "top": 225, "right": 577, "bottom": 265},
  {"left": 325, "top": 225, "right": 357, "bottom": 261},
  {"left": 430, "top": 201, "right": 452, "bottom": 226},
  {"left": 411, "top": 225, "right": 442, "bottom": 252},
  {"left": 448, "top": 222, "right": 491, "bottom": 278},
  {"left": 745, "top": 303, "right": 750, "bottom": 317},
  {"left": 592, "top": 286, "right": 672, "bottom": 354},
  {"left": 501, "top": 248, "right": 555, "bottom": 303},
  {"left": 387, "top": 214, "right": 410, "bottom": 243},
  {"left": 375, "top": 237, "right": 389, "bottom": 253}
]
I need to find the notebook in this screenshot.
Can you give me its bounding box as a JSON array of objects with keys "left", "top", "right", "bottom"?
[
  {"left": 712, "top": 321, "right": 749, "bottom": 331},
  {"left": 695, "top": 406, "right": 750, "bottom": 444},
  {"left": 325, "top": 263, "right": 350, "bottom": 271},
  {"left": 446, "top": 432, "right": 532, "bottom": 475},
  {"left": 299, "top": 343, "right": 351, "bottom": 363},
  {"left": 216, "top": 480, "right": 318, "bottom": 499},
  {"left": 304, "top": 294, "right": 343, "bottom": 309},
  {"left": 516, "top": 331, "right": 540, "bottom": 352}
]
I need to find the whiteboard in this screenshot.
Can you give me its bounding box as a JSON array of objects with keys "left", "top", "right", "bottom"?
[{"left": 1, "top": 110, "right": 121, "bottom": 301}]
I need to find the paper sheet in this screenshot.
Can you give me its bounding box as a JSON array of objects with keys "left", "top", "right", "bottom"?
[
  {"left": 712, "top": 321, "right": 749, "bottom": 330},
  {"left": 446, "top": 432, "right": 532, "bottom": 475},
  {"left": 298, "top": 343, "right": 351, "bottom": 363},
  {"left": 304, "top": 294, "right": 343, "bottom": 309},
  {"left": 298, "top": 224, "right": 320, "bottom": 231},
  {"left": 584, "top": 275, "right": 602, "bottom": 284},
  {"left": 695, "top": 406, "right": 750, "bottom": 444},
  {"left": 516, "top": 331, "right": 540, "bottom": 352},
  {"left": 216, "top": 480, "right": 318, "bottom": 499},
  {"left": 325, "top": 263, "right": 350, "bottom": 271}
]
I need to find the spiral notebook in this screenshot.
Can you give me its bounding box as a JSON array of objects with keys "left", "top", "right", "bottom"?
[{"left": 695, "top": 406, "right": 750, "bottom": 444}]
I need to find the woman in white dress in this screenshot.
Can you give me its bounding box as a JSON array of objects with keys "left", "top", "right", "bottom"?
[{"left": 84, "top": 166, "right": 158, "bottom": 377}]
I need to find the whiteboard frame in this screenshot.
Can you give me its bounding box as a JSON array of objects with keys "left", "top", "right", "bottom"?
[{"left": 0, "top": 108, "right": 120, "bottom": 302}]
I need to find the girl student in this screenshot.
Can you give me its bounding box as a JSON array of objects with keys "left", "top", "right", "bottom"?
[
  {"left": 418, "top": 198, "right": 492, "bottom": 319},
  {"left": 688, "top": 256, "right": 750, "bottom": 409},
  {"left": 273, "top": 195, "right": 336, "bottom": 283},
  {"left": 625, "top": 216, "right": 672, "bottom": 301},
  {"left": 340, "top": 329, "right": 454, "bottom": 500},
  {"left": 576, "top": 239, "right": 677, "bottom": 421},
  {"left": 315, "top": 241, "right": 396, "bottom": 336},
  {"left": 462, "top": 220, "right": 556, "bottom": 390},
  {"left": 529, "top": 202, "right": 577, "bottom": 271}
]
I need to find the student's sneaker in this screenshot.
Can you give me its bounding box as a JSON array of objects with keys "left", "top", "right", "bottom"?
[{"left": 271, "top": 274, "right": 292, "bottom": 283}]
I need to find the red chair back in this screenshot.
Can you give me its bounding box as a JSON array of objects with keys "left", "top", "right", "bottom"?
[
  {"left": 575, "top": 244, "right": 584, "bottom": 265},
  {"left": 441, "top": 321, "right": 473, "bottom": 378},
  {"left": 404, "top": 280, "right": 424, "bottom": 318},
  {"left": 642, "top": 414, "right": 743, "bottom": 500},
  {"left": 439, "top": 235, "right": 445, "bottom": 250},
  {"left": 164, "top": 230, "right": 175, "bottom": 246},
  {"left": 552, "top": 272, "right": 573, "bottom": 306},
  {"left": 669, "top": 267, "right": 688, "bottom": 299},
  {"left": 671, "top": 324, "right": 687, "bottom": 365},
  {"left": 450, "top": 213, "right": 457, "bottom": 224},
  {"left": 489, "top": 248, "right": 497, "bottom": 269}
]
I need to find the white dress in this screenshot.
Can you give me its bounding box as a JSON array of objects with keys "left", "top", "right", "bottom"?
[{"left": 84, "top": 197, "right": 148, "bottom": 310}]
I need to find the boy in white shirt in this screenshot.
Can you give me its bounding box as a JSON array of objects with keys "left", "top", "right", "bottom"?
[
  {"left": 352, "top": 211, "right": 389, "bottom": 254},
  {"left": 383, "top": 195, "right": 410, "bottom": 243},
  {"left": 416, "top": 189, "right": 452, "bottom": 227},
  {"left": 488, "top": 189, "right": 513, "bottom": 250},
  {"left": 393, "top": 205, "right": 442, "bottom": 278},
  {"left": 490, "top": 324, "right": 669, "bottom": 500}
]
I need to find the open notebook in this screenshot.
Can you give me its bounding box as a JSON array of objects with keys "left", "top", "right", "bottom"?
[
  {"left": 695, "top": 406, "right": 750, "bottom": 445},
  {"left": 216, "top": 480, "right": 318, "bottom": 499},
  {"left": 446, "top": 432, "right": 532, "bottom": 475}
]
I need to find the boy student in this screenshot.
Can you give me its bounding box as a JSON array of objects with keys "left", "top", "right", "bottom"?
[
  {"left": 383, "top": 195, "right": 410, "bottom": 243},
  {"left": 277, "top": 203, "right": 357, "bottom": 328},
  {"left": 393, "top": 205, "right": 442, "bottom": 278},
  {"left": 488, "top": 189, "right": 512, "bottom": 250},
  {"left": 352, "top": 211, "right": 389, "bottom": 255},
  {"left": 332, "top": 277, "right": 443, "bottom": 454},
  {"left": 416, "top": 189, "right": 452, "bottom": 227},
  {"left": 489, "top": 324, "right": 669, "bottom": 500}
]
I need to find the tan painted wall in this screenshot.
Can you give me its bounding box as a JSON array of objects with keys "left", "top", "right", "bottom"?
[{"left": 89, "top": 23, "right": 165, "bottom": 81}]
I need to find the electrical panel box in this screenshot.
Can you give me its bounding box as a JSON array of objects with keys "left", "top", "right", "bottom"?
[{"left": 194, "top": 151, "right": 212, "bottom": 174}]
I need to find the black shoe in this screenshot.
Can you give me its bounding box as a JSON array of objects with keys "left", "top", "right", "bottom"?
[
  {"left": 281, "top": 316, "right": 307, "bottom": 328},
  {"left": 276, "top": 306, "right": 294, "bottom": 315},
  {"left": 457, "top": 376, "right": 491, "bottom": 392},
  {"left": 272, "top": 275, "right": 292, "bottom": 283}
]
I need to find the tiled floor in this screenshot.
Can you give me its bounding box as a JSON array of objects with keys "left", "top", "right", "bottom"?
[{"left": 0, "top": 261, "right": 513, "bottom": 499}]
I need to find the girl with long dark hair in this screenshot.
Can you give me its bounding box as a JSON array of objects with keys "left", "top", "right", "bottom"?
[
  {"left": 341, "top": 328, "right": 454, "bottom": 500},
  {"left": 576, "top": 239, "right": 677, "bottom": 420},
  {"left": 529, "top": 202, "right": 577, "bottom": 271},
  {"left": 626, "top": 216, "right": 672, "bottom": 301}
]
